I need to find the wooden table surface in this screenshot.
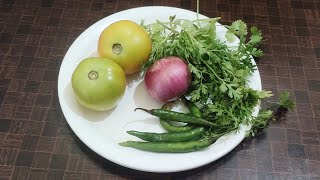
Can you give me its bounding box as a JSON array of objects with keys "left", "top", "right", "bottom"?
[{"left": 0, "top": 0, "right": 320, "bottom": 179}]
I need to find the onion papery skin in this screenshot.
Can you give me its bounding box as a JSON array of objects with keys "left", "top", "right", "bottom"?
[{"left": 144, "top": 56, "right": 191, "bottom": 102}]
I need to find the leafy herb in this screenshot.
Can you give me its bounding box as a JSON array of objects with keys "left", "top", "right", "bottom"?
[
  {"left": 142, "top": 14, "right": 294, "bottom": 138},
  {"left": 278, "top": 91, "right": 295, "bottom": 111},
  {"left": 247, "top": 109, "right": 273, "bottom": 137},
  {"left": 246, "top": 90, "right": 295, "bottom": 137}
]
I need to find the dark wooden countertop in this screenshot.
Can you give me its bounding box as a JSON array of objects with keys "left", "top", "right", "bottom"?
[{"left": 0, "top": 0, "right": 319, "bottom": 179}]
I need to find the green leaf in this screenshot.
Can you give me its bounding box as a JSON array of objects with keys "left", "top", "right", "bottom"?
[
  {"left": 246, "top": 109, "right": 273, "bottom": 137},
  {"left": 279, "top": 91, "right": 295, "bottom": 111},
  {"left": 234, "top": 69, "right": 245, "bottom": 77},
  {"left": 225, "top": 31, "right": 236, "bottom": 42},
  {"left": 200, "top": 84, "right": 208, "bottom": 95},
  {"left": 181, "top": 20, "right": 193, "bottom": 29},
  {"left": 150, "top": 23, "right": 163, "bottom": 33},
  {"left": 174, "top": 19, "right": 182, "bottom": 26},
  {"left": 190, "top": 88, "right": 201, "bottom": 102},
  {"left": 169, "top": 15, "right": 176, "bottom": 22},
  {"left": 188, "top": 64, "right": 201, "bottom": 79},
  {"left": 249, "top": 26, "right": 262, "bottom": 45},
  {"left": 208, "top": 104, "right": 224, "bottom": 116},
  {"left": 257, "top": 90, "right": 273, "bottom": 99},
  {"left": 229, "top": 20, "right": 248, "bottom": 37},
  {"left": 252, "top": 49, "right": 263, "bottom": 57},
  {"left": 222, "top": 61, "right": 232, "bottom": 70},
  {"left": 219, "top": 83, "right": 228, "bottom": 93},
  {"left": 232, "top": 88, "right": 242, "bottom": 99},
  {"left": 208, "top": 20, "right": 216, "bottom": 39},
  {"left": 226, "top": 85, "right": 242, "bottom": 99}
]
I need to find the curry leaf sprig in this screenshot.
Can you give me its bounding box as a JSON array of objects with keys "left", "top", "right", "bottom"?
[{"left": 142, "top": 16, "right": 266, "bottom": 130}]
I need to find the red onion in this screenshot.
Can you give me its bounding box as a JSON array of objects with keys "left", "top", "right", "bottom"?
[{"left": 144, "top": 56, "right": 191, "bottom": 102}]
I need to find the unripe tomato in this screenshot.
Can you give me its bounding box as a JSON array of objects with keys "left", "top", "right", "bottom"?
[
  {"left": 98, "top": 20, "right": 152, "bottom": 74},
  {"left": 71, "top": 57, "right": 126, "bottom": 111}
]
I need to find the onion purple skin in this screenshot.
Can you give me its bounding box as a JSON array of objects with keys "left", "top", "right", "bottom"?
[{"left": 144, "top": 56, "right": 191, "bottom": 102}]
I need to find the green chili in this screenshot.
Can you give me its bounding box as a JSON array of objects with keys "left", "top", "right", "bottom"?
[
  {"left": 159, "top": 102, "right": 194, "bottom": 132},
  {"left": 184, "top": 97, "right": 202, "bottom": 118},
  {"left": 119, "top": 133, "right": 223, "bottom": 153},
  {"left": 160, "top": 119, "right": 194, "bottom": 132},
  {"left": 127, "top": 127, "right": 205, "bottom": 142},
  {"left": 135, "top": 108, "right": 216, "bottom": 127}
]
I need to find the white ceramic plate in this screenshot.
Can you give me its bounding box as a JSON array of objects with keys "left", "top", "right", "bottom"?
[{"left": 58, "top": 6, "right": 261, "bottom": 173}]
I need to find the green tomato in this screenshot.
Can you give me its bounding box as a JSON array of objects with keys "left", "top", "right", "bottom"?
[{"left": 71, "top": 57, "right": 126, "bottom": 111}]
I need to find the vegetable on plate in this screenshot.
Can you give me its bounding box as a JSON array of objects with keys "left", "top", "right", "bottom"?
[
  {"left": 127, "top": 127, "right": 205, "bottom": 142},
  {"left": 120, "top": 9, "right": 296, "bottom": 152},
  {"left": 121, "top": 101, "right": 218, "bottom": 153},
  {"left": 144, "top": 56, "right": 191, "bottom": 102},
  {"left": 135, "top": 107, "right": 216, "bottom": 127},
  {"left": 119, "top": 134, "right": 223, "bottom": 153},
  {"left": 71, "top": 57, "right": 126, "bottom": 111},
  {"left": 98, "top": 20, "right": 152, "bottom": 74},
  {"left": 159, "top": 100, "right": 196, "bottom": 133}
]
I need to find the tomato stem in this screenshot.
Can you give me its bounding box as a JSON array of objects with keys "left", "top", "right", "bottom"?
[
  {"left": 112, "top": 43, "right": 122, "bottom": 55},
  {"left": 88, "top": 70, "right": 98, "bottom": 80}
]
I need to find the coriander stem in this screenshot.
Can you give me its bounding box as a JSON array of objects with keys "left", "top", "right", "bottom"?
[
  {"left": 145, "top": 18, "right": 221, "bottom": 28},
  {"left": 194, "top": 17, "right": 221, "bottom": 23},
  {"left": 210, "top": 49, "right": 229, "bottom": 52},
  {"left": 196, "top": 0, "right": 200, "bottom": 27},
  {"left": 151, "top": 32, "right": 173, "bottom": 57},
  {"left": 222, "top": 65, "right": 234, "bottom": 76},
  {"left": 156, "top": 20, "right": 179, "bottom": 34},
  {"left": 201, "top": 59, "right": 224, "bottom": 82}
]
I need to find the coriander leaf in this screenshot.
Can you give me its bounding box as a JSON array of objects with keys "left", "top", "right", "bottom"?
[
  {"left": 251, "top": 48, "right": 263, "bottom": 57},
  {"left": 188, "top": 63, "right": 201, "bottom": 79},
  {"left": 150, "top": 23, "right": 163, "bottom": 33},
  {"left": 248, "top": 26, "right": 262, "bottom": 45},
  {"left": 229, "top": 20, "right": 248, "bottom": 37},
  {"left": 207, "top": 104, "right": 224, "bottom": 116},
  {"left": 190, "top": 88, "right": 201, "bottom": 102},
  {"left": 219, "top": 83, "right": 228, "bottom": 93},
  {"left": 169, "top": 15, "right": 176, "bottom": 22},
  {"left": 234, "top": 69, "right": 244, "bottom": 77},
  {"left": 257, "top": 90, "right": 273, "bottom": 99},
  {"left": 279, "top": 91, "right": 295, "bottom": 111},
  {"left": 246, "top": 109, "right": 273, "bottom": 137},
  {"left": 181, "top": 20, "right": 193, "bottom": 29},
  {"left": 225, "top": 31, "right": 236, "bottom": 42},
  {"left": 227, "top": 87, "right": 235, "bottom": 98},
  {"left": 200, "top": 84, "right": 208, "bottom": 95},
  {"left": 231, "top": 88, "right": 242, "bottom": 99},
  {"left": 143, "top": 16, "right": 271, "bottom": 139},
  {"left": 174, "top": 19, "right": 182, "bottom": 26},
  {"left": 208, "top": 20, "right": 217, "bottom": 39},
  {"left": 245, "top": 91, "right": 295, "bottom": 138},
  {"left": 222, "top": 61, "right": 232, "bottom": 70}
]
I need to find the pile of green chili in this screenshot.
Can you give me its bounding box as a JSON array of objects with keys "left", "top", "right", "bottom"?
[{"left": 119, "top": 98, "right": 235, "bottom": 153}]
